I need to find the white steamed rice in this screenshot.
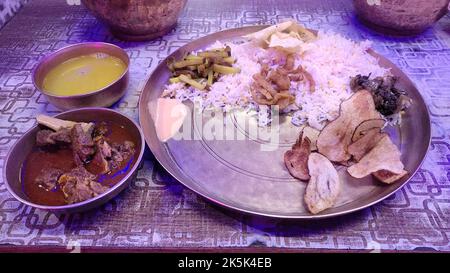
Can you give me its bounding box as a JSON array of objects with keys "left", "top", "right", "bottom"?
[{"left": 162, "top": 30, "right": 390, "bottom": 130}]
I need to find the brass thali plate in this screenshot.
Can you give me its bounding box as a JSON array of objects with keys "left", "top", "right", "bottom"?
[{"left": 138, "top": 26, "right": 431, "bottom": 219}]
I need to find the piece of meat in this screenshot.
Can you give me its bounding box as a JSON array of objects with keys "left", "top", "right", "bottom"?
[
  {"left": 268, "top": 68, "right": 291, "bottom": 90},
  {"left": 304, "top": 153, "right": 341, "bottom": 214},
  {"left": 36, "top": 130, "right": 54, "bottom": 146},
  {"left": 50, "top": 128, "right": 72, "bottom": 143},
  {"left": 34, "top": 167, "right": 64, "bottom": 191},
  {"left": 58, "top": 166, "right": 95, "bottom": 183},
  {"left": 61, "top": 178, "right": 92, "bottom": 204},
  {"left": 317, "top": 90, "right": 382, "bottom": 162},
  {"left": 93, "top": 121, "right": 109, "bottom": 138},
  {"left": 71, "top": 123, "right": 95, "bottom": 165},
  {"left": 89, "top": 180, "right": 110, "bottom": 195},
  {"left": 89, "top": 138, "right": 113, "bottom": 174},
  {"left": 36, "top": 128, "right": 72, "bottom": 146},
  {"left": 97, "top": 138, "right": 112, "bottom": 158},
  {"left": 284, "top": 132, "right": 311, "bottom": 181},
  {"left": 110, "top": 141, "right": 136, "bottom": 169},
  {"left": 58, "top": 166, "right": 109, "bottom": 204},
  {"left": 90, "top": 151, "right": 110, "bottom": 174}
]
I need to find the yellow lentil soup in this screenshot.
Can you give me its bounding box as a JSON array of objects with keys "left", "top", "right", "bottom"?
[{"left": 42, "top": 53, "right": 127, "bottom": 96}]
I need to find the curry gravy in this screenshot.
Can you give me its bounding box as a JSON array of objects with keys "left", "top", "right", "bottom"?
[{"left": 21, "top": 122, "right": 138, "bottom": 206}]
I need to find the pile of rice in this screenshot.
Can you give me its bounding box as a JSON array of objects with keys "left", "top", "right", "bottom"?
[{"left": 162, "top": 30, "right": 390, "bottom": 130}]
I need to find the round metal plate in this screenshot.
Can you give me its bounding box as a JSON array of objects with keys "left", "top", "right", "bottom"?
[{"left": 138, "top": 26, "right": 431, "bottom": 219}]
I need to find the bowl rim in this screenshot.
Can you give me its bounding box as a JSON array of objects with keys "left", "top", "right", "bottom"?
[
  {"left": 3, "top": 107, "right": 145, "bottom": 211},
  {"left": 32, "top": 42, "right": 130, "bottom": 99}
]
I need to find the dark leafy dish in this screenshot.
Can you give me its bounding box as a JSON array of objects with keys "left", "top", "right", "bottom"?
[
  {"left": 350, "top": 74, "right": 412, "bottom": 117},
  {"left": 21, "top": 115, "right": 137, "bottom": 205}
]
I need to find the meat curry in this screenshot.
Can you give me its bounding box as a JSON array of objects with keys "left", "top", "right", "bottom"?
[{"left": 21, "top": 120, "right": 137, "bottom": 206}]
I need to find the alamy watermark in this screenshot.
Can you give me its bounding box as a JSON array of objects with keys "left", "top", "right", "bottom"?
[
  {"left": 156, "top": 100, "right": 282, "bottom": 152},
  {"left": 66, "top": 0, "right": 81, "bottom": 5},
  {"left": 66, "top": 239, "right": 81, "bottom": 253}
]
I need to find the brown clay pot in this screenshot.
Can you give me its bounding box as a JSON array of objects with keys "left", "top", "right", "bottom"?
[
  {"left": 353, "top": 0, "right": 449, "bottom": 35},
  {"left": 82, "top": 0, "right": 187, "bottom": 41}
]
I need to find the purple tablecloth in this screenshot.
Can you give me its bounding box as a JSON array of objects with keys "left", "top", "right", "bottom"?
[{"left": 0, "top": 0, "right": 449, "bottom": 252}]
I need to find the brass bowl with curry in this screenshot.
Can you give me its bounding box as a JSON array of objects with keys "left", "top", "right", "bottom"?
[{"left": 3, "top": 108, "right": 145, "bottom": 213}]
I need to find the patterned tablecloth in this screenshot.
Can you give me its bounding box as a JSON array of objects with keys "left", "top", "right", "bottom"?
[
  {"left": 0, "top": 0, "right": 449, "bottom": 252},
  {"left": 0, "top": 0, "right": 28, "bottom": 29}
]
